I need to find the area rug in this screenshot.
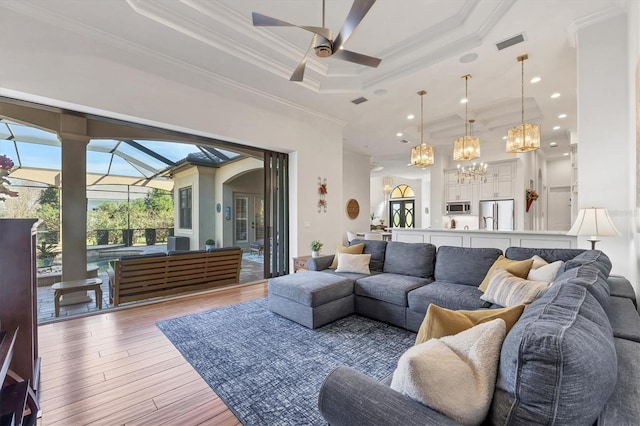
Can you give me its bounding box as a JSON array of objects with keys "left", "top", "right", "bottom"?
[{"left": 157, "top": 298, "right": 415, "bottom": 425}]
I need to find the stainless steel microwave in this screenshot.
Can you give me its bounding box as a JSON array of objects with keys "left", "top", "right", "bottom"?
[{"left": 446, "top": 201, "right": 471, "bottom": 215}]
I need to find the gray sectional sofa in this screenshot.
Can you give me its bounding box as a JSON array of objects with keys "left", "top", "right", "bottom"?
[{"left": 267, "top": 239, "right": 640, "bottom": 425}]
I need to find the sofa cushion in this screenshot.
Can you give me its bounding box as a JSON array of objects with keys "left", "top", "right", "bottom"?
[
  {"left": 268, "top": 271, "right": 353, "bottom": 307},
  {"left": 335, "top": 253, "right": 371, "bottom": 274},
  {"left": 415, "top": 304, "right": 525, "bottom": 345},
  {"left": 350, "top": 239, "right": 387, "bottom": 273},
  {"left": 434, "top": 246, "right": 503, "bottom": 287},
  {"left": 478, "top": 256, "right": 534, "bottom": 292},
  {"left": 383, "top": 242, "right": 436, "bottom": 279},
  {"left": 355, "top": 273, "right": 431, "bottom": 307},
  {"left": 391, "top": 319, "right": 507, "bottom": 426},
  {"left": 481, "top": 268, "right": 550, "bottom": 307},
  {"left": 562, "top": 249, "right": 612, "bottom": 278},
  {"left": 608, "top": 275, "right": 638, "bottom": 307},
  {"left": 407, "top": 281, "right": 491, "bottom": 313},
  {"left": 605, "top": 296, "right": 640, "bottom": 343},
  {"left": 490, "top": 267, "right": 617, "bottom": 426},
  {"left": 505, "top": 247, "right": 585, "bottom": 263},
  {"left": 329, "top": 243, "right": 364, "bottom": 268},
  {"left": 598, "top": 338, "right": 640, "bottom": 425}
]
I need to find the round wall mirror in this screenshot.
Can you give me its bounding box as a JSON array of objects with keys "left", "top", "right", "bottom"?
[{"left": 346, "top": 199, "right": 360, "bottom": 220}]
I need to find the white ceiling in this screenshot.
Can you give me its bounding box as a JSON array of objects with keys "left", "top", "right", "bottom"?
[{"left": 0, "top": 0, "right": 626, "bottom": 178}]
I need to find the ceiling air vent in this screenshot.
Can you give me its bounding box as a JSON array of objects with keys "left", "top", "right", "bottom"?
[
  {"left": 351, "top": 97, "right": 368, "bottom": 105},
  {"left": 496, "top": 33, "right": 525, "bottom": 51}
]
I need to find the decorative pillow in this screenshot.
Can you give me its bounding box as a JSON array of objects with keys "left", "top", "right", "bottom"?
[
  {"left": 481, "top": 268, "right": 550, "bottom": 307},
  {"left": 391, "top": 319, "right": 507, "bottom": 426},
  {"left": 329, "top": 243, "right": 365, "bottom": 269},
  {"left": 415, "top": 303, "right": 525, "bottom": 345},
  {"left": 530, "top": 255, "right": 548, "bottom": 269},
  {"left": 527, "top": 260, "right": 564, "bottom": 282},
  {"left": 479, "top": 256, "right": 534, "bottom": 292},
  {"left": 335, "top": 253, "right": 371, "bottom": 274}
]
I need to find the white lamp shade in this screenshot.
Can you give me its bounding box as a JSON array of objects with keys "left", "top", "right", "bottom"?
[{"left": 567, "top": 208, "right": 620, "bottom": 237}]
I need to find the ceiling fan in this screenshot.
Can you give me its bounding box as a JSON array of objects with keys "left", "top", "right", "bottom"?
[{"left": 252, "top": 0, "right": 382, "bottom": 82}]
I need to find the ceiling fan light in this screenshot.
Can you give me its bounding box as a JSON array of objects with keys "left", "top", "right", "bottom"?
[{"left": 506, "top": 123, "right": 540, "bottom": 153}]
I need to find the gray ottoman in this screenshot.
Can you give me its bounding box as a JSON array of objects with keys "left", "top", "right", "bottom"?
[{"left": 268, "top": 271, "right": 355, "bottom": 329}]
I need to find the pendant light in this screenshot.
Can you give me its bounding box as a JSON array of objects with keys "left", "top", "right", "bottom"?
[
  {"left": 506, "top": 54, "right": 540, "bottom": 153},
  {"left": 453, "top": 75, "right": 480, "bottom": 161},
  {"left": 410, "top": 90, "right": 434, "bottom": 168}
]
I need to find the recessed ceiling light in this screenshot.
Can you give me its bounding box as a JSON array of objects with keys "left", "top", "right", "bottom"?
[
  {"left": 563, "top": 152, "right": 570, "bottom": 156},
  {"left": 558, "top": 113, "right": 567, "bottom": 119},
  {"left": 371, "top": 165, "right": 384, "bottom": 172},
  {"left": 374, "top": 89, "right": 388, "bottom": 96},
  {"left": 530, "top": 76, "right": 542, "bottom": 83},
  {"left": 549, "top": 142, "right": 558, "bottom": 147},
  {"left": 460, "top": 98, "right": 468, "bottom": 104},
  {"left": 396, "top": 132, "right": 403, "bottom": 137},
  {"left": 550, "top": 92, "right": 561, "bottom": 98},
  {"left": 407, "top": 114, "right": 415, "bottom": 120},
  {"left": 502, "top": 136, "right": 507, "bottom": 140},
  {"left": 553, "top": 126, "right": 561, "bottom": 130}
]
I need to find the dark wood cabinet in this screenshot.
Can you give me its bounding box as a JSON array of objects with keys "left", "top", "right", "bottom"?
[{"left": 0, "top": 219, "right": 40, "bottom": 425}]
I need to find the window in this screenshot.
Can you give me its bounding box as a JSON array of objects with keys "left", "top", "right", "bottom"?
[
  {"left": 179, "top": 186, "right": 192, "bottom": 229},
  {"left": 390, "top": 184, "right": 415, "bottom": 228}
]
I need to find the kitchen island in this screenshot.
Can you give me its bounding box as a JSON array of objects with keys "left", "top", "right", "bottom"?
[{"left": 390, "top": 228, "right": 577, "bottom": 251}]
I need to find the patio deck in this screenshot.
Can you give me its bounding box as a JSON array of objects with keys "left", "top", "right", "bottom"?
[{"left": 36, "top": 245, "right": 265, "bottom": 323}]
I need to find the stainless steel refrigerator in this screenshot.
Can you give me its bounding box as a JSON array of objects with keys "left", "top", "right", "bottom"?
[{"left": 479, "top": 199, "right": 514, "bottom": 231}]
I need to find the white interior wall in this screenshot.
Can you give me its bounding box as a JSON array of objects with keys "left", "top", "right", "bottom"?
[
  {"left": 0, "top": 19, "right": 348, "bottom": 262},
  {"left": 629, "top": 0, "right": 639, "bottom": 303},
  {"left": 342, "top": 150, "right": 370, "bottom": 245},
  {"left": 577, "top": 11, "right": 636, "bottom": 286},
  {"left": 546, "top": 157, "right": 572, "bottom": 187}
]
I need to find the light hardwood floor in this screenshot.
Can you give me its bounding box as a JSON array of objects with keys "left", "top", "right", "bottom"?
[{"left": 37, "top": 282, "right": 268, "bottom": 426}]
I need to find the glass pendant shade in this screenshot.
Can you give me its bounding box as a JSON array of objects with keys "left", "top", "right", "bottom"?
[
  {"left": 453, "top": 135, "right": 481, "bottom": 161},
  {"left": 452, "top": 75, "right": 480, "bottom": 161},
  {"left": 410, "top": 90, "right": 435, "bottom": 168},
  {"left": 507, "top": 54, "right": 540, "bottom": 153},
  {"left": 506, "top": 122, "right": 540, "bottom": 153},
  {"left": 411, "top": 143, "right": 434, "bottom": 168}
]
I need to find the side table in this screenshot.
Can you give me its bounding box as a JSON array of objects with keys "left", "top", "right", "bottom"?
[{"left": 292, "top": 255, "right": 312, "bottom": 273}]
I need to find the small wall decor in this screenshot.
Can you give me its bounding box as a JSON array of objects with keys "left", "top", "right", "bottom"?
[
  {"left": 318, "top": 177, "right": 327, "bottom": 213},
  {"left": 216, "top": 203, "right": 222, "bottom": 213},
  {"left": 346, "top": 199, "right": 360, "bottom": 219},
  {"left": 526, "top": 189, "right": 539, "bottom": 212}
]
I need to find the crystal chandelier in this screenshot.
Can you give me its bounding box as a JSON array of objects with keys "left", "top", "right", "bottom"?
[
  {"left": 456, "top": 162, "right": 488, "bottom": 184},
  {"left": 506, "top": 54, "right": 540, "bottom": 153},
  {"left": 410, "top": 90, "right": 434, "bottom": 168},
  {"left": 453, "top": 75, "right": 480, "bottom": 161}
]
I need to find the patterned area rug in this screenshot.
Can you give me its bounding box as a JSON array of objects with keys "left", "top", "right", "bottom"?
[{"left": 157, "top": 298, "right": 415, "bottom": 425}]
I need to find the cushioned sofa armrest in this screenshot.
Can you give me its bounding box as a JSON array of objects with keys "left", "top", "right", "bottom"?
[
  {"left": 307, "top": 255, "right": 334, "bottom": 271},
  {"left": 318, "top": 366, "right": 461, "bottom": 426}
]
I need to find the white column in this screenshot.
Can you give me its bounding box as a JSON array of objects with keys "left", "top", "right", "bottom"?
[
  {"left": 59, "top": 115, "right": 91, "bottom": 304},
  {"left": 576, "top": 11, "right": 634, "bottom": 278}
]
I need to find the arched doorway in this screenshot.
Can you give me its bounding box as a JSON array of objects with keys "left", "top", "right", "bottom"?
[{"left": 389, "top": 184, "right": 415, "bottom": 228}]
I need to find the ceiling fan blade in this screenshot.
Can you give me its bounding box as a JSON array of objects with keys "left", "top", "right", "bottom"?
[
  {"left": 333, "top": 0, "right": 376, "bottom": 50},
  {"left": 290, "top": 35, "right": 317, "bottom": 82},
  {"left": 252, "top": 12, "right": 295, "bottom": 27},
  {"left": 253, "top": 12, "right": 331, "bottom": 39},
  {"left": 332, "top": 49, "right": 381, "bottom": 68},
  {"left": 290, "top": 56, "right": 308, "bottom": 82}
]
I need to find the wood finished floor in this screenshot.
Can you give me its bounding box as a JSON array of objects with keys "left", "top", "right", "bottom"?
[{"left": 37, "top": 282, "right": 268, "bottom": 426}]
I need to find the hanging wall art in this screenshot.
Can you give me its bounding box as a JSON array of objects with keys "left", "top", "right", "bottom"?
[{"left": 318, "top": 177, "right": 327, "bottom": 213}]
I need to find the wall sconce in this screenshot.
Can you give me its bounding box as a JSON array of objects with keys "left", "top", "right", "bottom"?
[{"left": 382, "top": 177, "right": 393, "bottom": 197}]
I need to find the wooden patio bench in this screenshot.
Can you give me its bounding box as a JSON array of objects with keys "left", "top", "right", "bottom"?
[{"left": 108, "top": 247, "right": 243, "bottom": 306}]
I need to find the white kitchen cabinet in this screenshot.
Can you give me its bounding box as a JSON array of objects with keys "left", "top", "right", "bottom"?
[{"left": 479, "top": 160, "right": 515, "bottom": 200}]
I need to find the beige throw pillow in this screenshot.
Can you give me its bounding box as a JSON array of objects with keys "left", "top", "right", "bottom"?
[
  {"left": 335, "top": 253, "right": 371, "bottom": 274},
  {"left": 481, "top": 268, "right": 550, "bottom": 307},
  {"left": 527, "top": 259, "right": 564, "bottom": 282},
  {"left": 329, "top": 243, "right": 365, "bottom": 269},
  {"left": 530, "top": 255, "right": 548, "bottom": 269},
  {"left": 391, "top": 319, "right": 507, "bottom": 426},
  {"left": 415, "top": 304, "right": 525, "bottom": 345},
  {"left": 479, "top": 256, "right": 534, "bottom": 292}
]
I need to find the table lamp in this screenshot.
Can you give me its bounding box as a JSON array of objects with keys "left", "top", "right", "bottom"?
[{"left": 567, "top": 207, "right": 620, "bottom": 249}]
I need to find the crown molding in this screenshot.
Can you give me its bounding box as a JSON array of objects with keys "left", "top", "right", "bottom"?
[
  {"left": 567, "top": 4, "right": 627, "bottom": 47},
  {"left": 0, "top": 1, "right": 344, "bottom": 126}
]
